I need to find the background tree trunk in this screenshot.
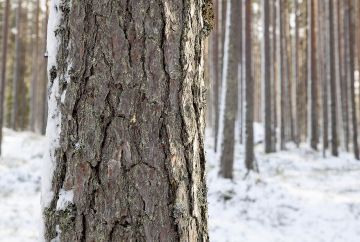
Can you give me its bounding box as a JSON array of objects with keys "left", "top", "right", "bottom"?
[
  {"left": 244, "top": 0, "right": 255, "bottom": 170},
  {"left": 0, "top": 0, "right": 10, "bottom": 155},
  {"left": 327, "top": 0, "right": 338, "bottom": 156},
  {"left": 307, "top": 0, "right": 318, "bottom": 150},
  {"left": 220, "top": 0, "right": 241, "bottom": 178},
  {"left": 262, "top": 0, "right": 272, "bottom": 153},
  {"left": 277, "top": 0, "right": 286, "bottom": 150}
]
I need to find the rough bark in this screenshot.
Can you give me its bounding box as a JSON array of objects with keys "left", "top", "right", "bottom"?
[{"left": 43, "top": 0, "right": 212, "bottom": 241}]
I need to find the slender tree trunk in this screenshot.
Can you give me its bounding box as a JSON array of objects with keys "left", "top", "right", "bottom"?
[
  {"left": 244, "top": 0, "right": 255, "bottom": 170},
  {"left": 40, "top": 0, "right": 49, "bottom": 135},
  {"left": 293, "top": 0, "right": 300, "bottom": 146},
  {"left": 42, "top": 0, "right": 212, "bottom": 240},
  {"left": 220, "top": 0, "right": 241, "bottom": 178},
  {"left": 213, "top": 0, "right": 220, "bottom": 152},
  {"left": 277, "top": 0, "right": 285, "bottom": 150},
  {"left": 262, "top": 0, "right": 271, "bottom": 153},
  {"left": 327, "top": 0, "right": 338, "bottom": 156},
  {"left": 307, "top": 0, "right": 318, "bottom": 150},
  {"left": 333, "top": 0, "right": 344, "bottom": 150},
  {"left": 12, "top": 0, "right": 24, "bottom": 130},
  {"left": 344, "top": 0, "right": 359, "bottom": 159},
  {"left": 340, "top": 0, "right": 350, "bottom": 152},
  {"left": 0, "top": 0, "right": 10, "bottom": 155},
  {"left": 30, "top": 0, "right": 40, "bottom": 132},
  {"left": 318, "top": 0, "right": 328, "bottom": 156},
  {"left": 271, "top": 0, "right": 277, "bottom": 151}
]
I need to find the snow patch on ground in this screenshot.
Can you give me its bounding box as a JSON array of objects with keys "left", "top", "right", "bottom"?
[
  {"left": 207, "top": 127, "right": 360, "bottom": 242},
  {"left": 0, "top": 129, "right": 45, "bottom": 242}
]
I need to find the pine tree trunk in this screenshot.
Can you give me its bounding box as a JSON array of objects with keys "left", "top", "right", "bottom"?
[{"left": 42, "top": 0, "right": 212, "bottom": 241}]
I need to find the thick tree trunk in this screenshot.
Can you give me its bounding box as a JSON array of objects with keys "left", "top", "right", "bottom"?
[
  {"left": 0, "top": 0, "right": 10, "bottom": 155},
  {"left": 42, "top": 0, "right": 212, "bottom": 241},
  {"left": 262, "top": 0, "right": 272, "bottom": 153}
]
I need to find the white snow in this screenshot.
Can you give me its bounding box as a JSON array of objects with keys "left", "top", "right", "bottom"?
[
  {"left": 1, "top": 126, "right": 360, "bottom": 241},
  {"left": 206, "top": 126, "right": 360, "bottom": 242},
  {"left": 56, "top": 189, "right": 74, "bottom": 211},
  {"left": 42, "top": 0, "right": 63, "bottom": 209},
  {"left": 0, "top": 129, "right": 45, "bottom": 242}
]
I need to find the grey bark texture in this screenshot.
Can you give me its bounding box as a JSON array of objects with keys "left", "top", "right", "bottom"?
[{"left": 43, "top": 0, "right": 213, "bottom": 241}]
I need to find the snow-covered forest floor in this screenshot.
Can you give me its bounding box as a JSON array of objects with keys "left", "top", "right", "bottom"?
[{"left": 1, "top": 128, "right": 360, "bottom": 242}]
